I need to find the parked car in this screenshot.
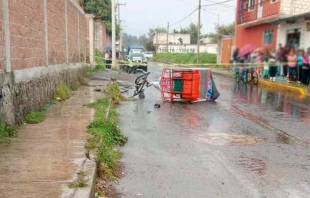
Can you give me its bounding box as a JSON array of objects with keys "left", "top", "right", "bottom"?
[
  {"left": 126, "top": 45, "right": 145, "bottom": 56},
  {"left": 127, "top": 52, "right": 148, "bottom": 72},
  {"left": 145, "top": 51, "right": 154, "bottom": 59}
]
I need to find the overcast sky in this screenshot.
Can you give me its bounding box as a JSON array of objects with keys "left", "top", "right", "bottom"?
[{"left": 120, "top": 0, "right": 236, "bottom": 37}]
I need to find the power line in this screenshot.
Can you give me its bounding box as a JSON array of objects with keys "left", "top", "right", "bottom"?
[
  {"left": 202, "top": 0, "right": 234, "bottom": 8},
  {"left": 170, "top": 8, "right": 198, "bottom": 27},
  {"left": 177, "top": 0, "right": 195, "bottom": 6}
]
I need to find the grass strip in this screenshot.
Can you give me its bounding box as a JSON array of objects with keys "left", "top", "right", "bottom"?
[
  {"left": 24, "top": 111, "right": 46, "bottom": 124},
  {"left": 86, "top": 83, "right": 127, "bottom": 196},
  {"left": 153, "top": 53, "right": 217, "bottom": 64}
]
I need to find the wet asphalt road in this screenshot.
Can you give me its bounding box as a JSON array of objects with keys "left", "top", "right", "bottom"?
[{"left": 114, "top": 61, "right": 310, "bottom": 198}]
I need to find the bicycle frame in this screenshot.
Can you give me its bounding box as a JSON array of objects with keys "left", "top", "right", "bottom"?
[{"left": 132, "top": 71, "right": 152, "bottom": 97}]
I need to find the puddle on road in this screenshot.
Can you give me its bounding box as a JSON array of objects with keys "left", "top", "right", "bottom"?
[{"left": 195, "top": 133, "right": 260, "bottom": 146}]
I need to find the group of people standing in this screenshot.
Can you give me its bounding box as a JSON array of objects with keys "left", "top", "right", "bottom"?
[{"left": 233, "top": 43, "right": 310, "bottom": 85}]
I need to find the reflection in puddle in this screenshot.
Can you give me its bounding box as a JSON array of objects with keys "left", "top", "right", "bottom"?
[{"left": 195, "top": 133, "right": 259, "bottom": 146}]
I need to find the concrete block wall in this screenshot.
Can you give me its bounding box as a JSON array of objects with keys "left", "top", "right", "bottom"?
[
  {"left": 280, "top": 0, "right": 310, "bottom": 17},
  {"left": 0, "top": 0, "right": 3, "bottom": 71}
]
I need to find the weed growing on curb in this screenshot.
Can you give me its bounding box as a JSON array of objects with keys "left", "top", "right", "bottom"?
[
  {"left": 40, "top": 100, "right": 56, "bottom": 112},
  {"left": 86, "top": 83, "right": 127, "bottom": 195},
  {"left": 87, "top": 64, "right": 106, "bottom": 73},
  {"left": 87, "top": 50, "right": 106, "bottom": 73},
  {"left": 55, "top": 83, "right": 71, "bottom": 101},
  {"left": 0, "top": 122, "right": 18, "bottom": 142},
  {"left": 24, "top": 111, "right": 46, "bottom": 124},
  {"left": 68, "top": 171, "right": 88, "bottom": 189},
  {"left": 70, "top": 81, "right": 80, "bottom": 91},
  {"left": 78, "top": 75, "right": 88, "bottom": 86}
]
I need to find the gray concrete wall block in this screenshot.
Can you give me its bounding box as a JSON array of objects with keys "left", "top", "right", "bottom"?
[{"left": 0, "top": 64, "right": 87, "bottom": 125}]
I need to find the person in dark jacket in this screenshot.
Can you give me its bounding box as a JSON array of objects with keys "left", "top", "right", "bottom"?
[{"left": 232, "top": 48, "right": 239, "bottom": 73}]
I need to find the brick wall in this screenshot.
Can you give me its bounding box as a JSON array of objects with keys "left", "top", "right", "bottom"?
[
  {"left": 0, "top": 0, "right": 4, "bottom": 71},
  {"left": 0, "top": 0, "right": 89, "bottom": 70},
  {"left": 68, "top": 1, "right": 79, "bottom": 63},
  {"left": 48, "top": 0, "right": 66, "bottom": 65},
  {"left": 85, "top": 15, "right": 90, "bottom": 63},
  {"left": 9, "top": 0, "right": 45, "bottom": 70},
  {"left": 79, "top": 12, "right": 86, "bottom": 62},
  {"left": 94, "top": 21, "right": 111, "bottom": 53},
  {"left": 263, "top": 0, "right": 280, "bottom": 18}
]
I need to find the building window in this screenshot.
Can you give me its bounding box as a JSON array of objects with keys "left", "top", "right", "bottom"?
[
  {"left": 263, "top": 30, "right": 274, "bottom": 45},
  {"left": 248, "top": 0, "right": 255, "bottom": 10},
  {"left": 271, "top": 0, "right": 278, "bottom": 3}
]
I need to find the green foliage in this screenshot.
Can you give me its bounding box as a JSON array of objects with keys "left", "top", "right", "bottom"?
[
  {"left": 123, "top": 33, "right": 149, "bottom": 49},
  {"left": 83, "top": 0, "right": 120, "bottom": 38},
  {"left": 216, "top": 22, "right": 235, "bottom": 36},
  {"left": 24, "top": 111, "right": 46, "bottom": 124},
  {"left": 40, "top": 100, "right": 56, "bottom": 112},
  {"left": 55, "top": 83, "right": 71, "bottom": 101},
  {"left": 174, "top": 22, "right": 202, "bottom": 44},
  {"left": 153, "top": 53, "right": 217, "bottom": 64},
  {"left": 68, "top": 171, "right": 88, "bottom": 189},
  {"left": 205, "top": 22, "right": 235, "bottom": 43},
  {"left": 0, "top": 121, "right": 17, "bottom": 142},
  {"left": 146, "top": 40, "right": 155, "bottom": 52},
  {"left": 70, "top": 81, "right": 80, "bottom": 91},
  {"left": 86, "top": 83, "right": 127, "bottom": 181},
  {"left": 78, "top": 75, "right": 88, "bottom": 86},
  {"left": 87, "top": 49, "right": 106, "bottom": 73}
]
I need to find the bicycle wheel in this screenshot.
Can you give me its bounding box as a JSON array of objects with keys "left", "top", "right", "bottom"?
[{"left": 135, "top": 75, "right": 145, "bottom": 85}]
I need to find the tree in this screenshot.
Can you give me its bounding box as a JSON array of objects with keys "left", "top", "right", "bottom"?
[
  {"left": 203, "top": 22, "right": 235, "bottom": 43},
  {"left": 147, "top": 27, "right": 167, "bottom": 38},
  {"left": 216, "top": 22, "right": 235, "bottom": 36},
  {"left": 174, "top": 23, "right": 202, "bottom": 44},
  {"left": 83, "top": 0, "right": 120, "bottom": 39},
  {"left": 146, "top": 40, "right": 155, "bottom": 51}
]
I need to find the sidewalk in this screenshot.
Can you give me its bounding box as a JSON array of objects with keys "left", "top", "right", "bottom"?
[
  {"left": 211, "top": 68, "right": 310, "bottom": 96},
  {"left": 0, "top": 86, "right": 103, "bottom": 198}
]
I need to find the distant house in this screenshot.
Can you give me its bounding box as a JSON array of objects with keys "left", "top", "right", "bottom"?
[
  {"left": 200, "top": 37, "right": 214, "bottom": 45},
  {"left": 236, "top": 0, "right": 310, "bottom": 51},
  {"left": 153, "top": 33, "right": 191, "bottom": 45}
]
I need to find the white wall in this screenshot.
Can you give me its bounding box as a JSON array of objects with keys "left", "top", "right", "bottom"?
[
  {"left": 154, "top": 33, "right": 191, "bottom": 45},
  {"left": 280, "top": 0, "right": 310, "bottom": 17},
  {"left": 277, "top": 19, "right": 310, "bottom": 50},
  {"left": 157, "top": 44, "right": 217, "bottom": 54}
]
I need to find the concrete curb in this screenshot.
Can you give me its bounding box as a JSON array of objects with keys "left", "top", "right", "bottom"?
[
  {"left": 71, "top": 158, "right": 97, "bottom": 198},
  {"left": 211, "top": 71, "right": 308, "bottom": 96},
  {"left": 259, "top": 80, "right": 307, "bottom": 96}
]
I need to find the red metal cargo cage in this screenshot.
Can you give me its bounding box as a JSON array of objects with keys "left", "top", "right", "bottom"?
[{"left": 160, "top": 68, "right": 200, "bottom": 103}]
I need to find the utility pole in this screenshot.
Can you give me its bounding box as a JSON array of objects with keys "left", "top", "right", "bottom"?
[
  {"left": 112, "top": 0, "right": 116, "bottom": 69},
  {"left": 117, "top": 2, "right": 126, "bottom": 52},
  {"left": 166, "top": 22, "right": 169, "bottom": 63},
  {"left": 197, "top": 0, "right": 201, "bottom": 64},
  {"left": 217, "top": 14, "right": 221, "bottom": 64}
]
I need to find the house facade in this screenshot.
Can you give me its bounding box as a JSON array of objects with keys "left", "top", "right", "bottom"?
[
  {"left": 153, "top": 33, "right": 191, "bottom": 45},
  {"left": 236, "top": 0, "right": 310, "bottom": 51}
]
